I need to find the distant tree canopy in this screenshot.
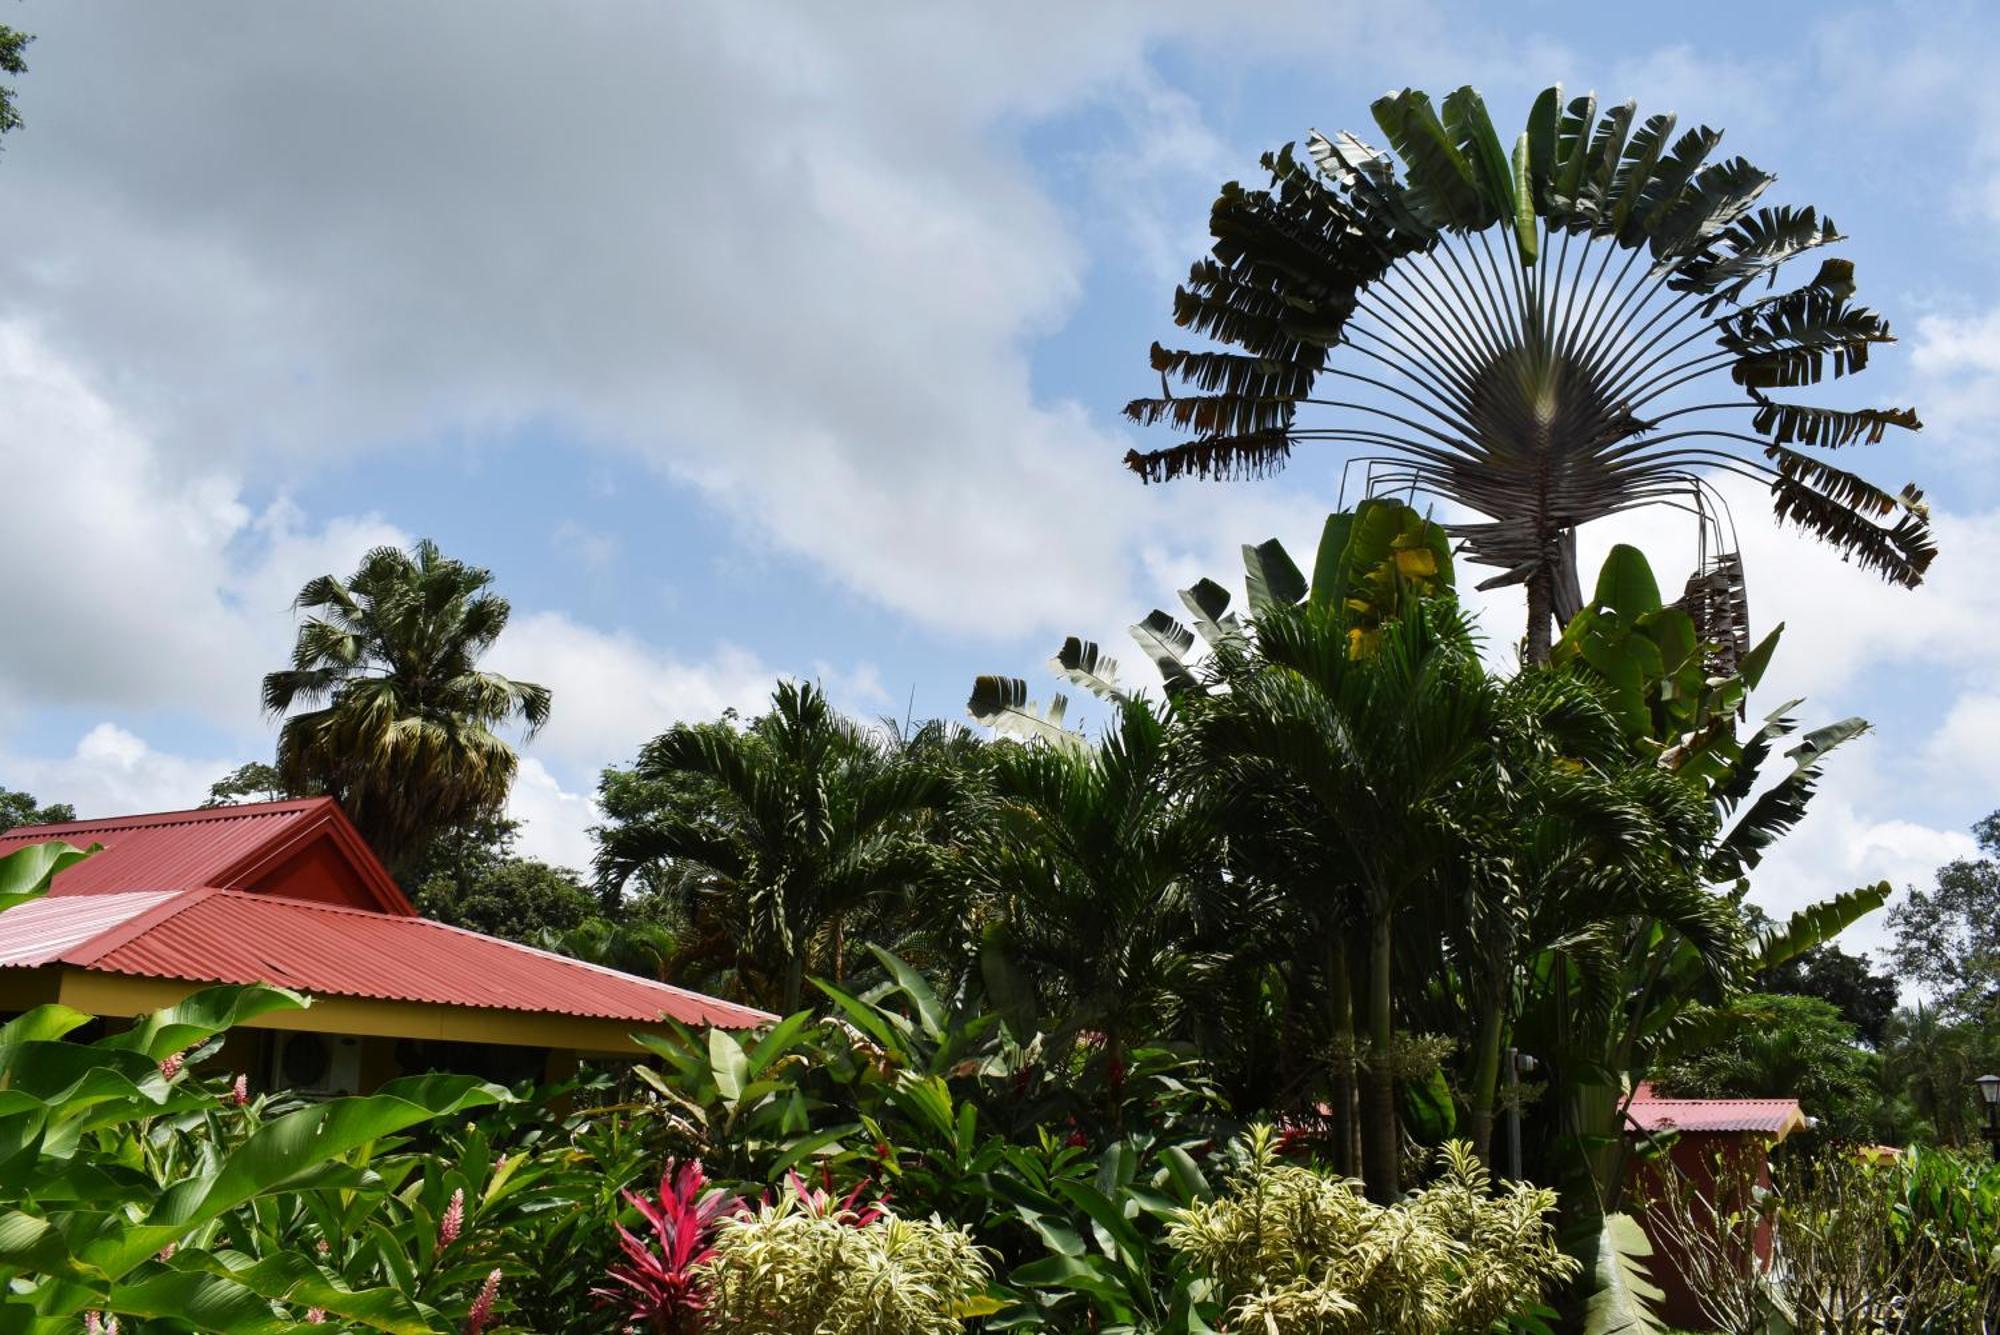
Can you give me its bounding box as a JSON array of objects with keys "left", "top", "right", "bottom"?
[
  {"left": 0, "top": 785, "right": 73, "bottom": 834},
  {"left": 0, "top": 25, "right": 29, "bottom": 145},
  {"left": 1889, "top": 811, "right": 2000, "bottom": 1021},
  {"left": 202, "top": 761, "right": 314, "bottom": 808},
  {"left": 1655, "top": 992, "right": 1880, "bottom": 1141},
  {"left": 1758, "top": 942, "right": 1900, "bottom": 1047}
]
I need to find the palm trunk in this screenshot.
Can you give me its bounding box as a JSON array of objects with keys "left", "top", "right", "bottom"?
[
  {"left": 1359, "top": 915, "right": 1400, "bottom": 1203},
  {"left": 1525, "top": 563, "right": 1554, "bottom": 666},
  {"left": 782, "top": 950, "right": 806, "bottom": 1015},
  {"left": 1328, "top": 938, "right": 1357, "bottom": 1180},
  {"left": 1467, "top": 995, "right": 1506, "bottom": 1168}
]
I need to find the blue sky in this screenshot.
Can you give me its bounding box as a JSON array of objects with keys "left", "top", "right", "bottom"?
[{"left": 3, "top": 1, "right": 1999, "bottom": 961}]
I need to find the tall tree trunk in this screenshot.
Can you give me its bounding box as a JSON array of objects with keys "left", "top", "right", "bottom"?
[
  {"left": 1525, "top": 563, "right": 1554, "bottom": 666},
  {"left": 1359, "top": 915, "right": 1400, "bottom": 1203},
  {"left": 1328, "top": 937, "right": 1357, "bottom": 1180},
  {"left": 782, "top": 949, "right": 806, "bottom": 1015},
  {"left": 1467, "top": 990, "right": 1506, "bottom": 1168}
]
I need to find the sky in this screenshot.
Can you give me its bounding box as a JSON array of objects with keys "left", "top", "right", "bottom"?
[{"left": 2, "top": 1, "right": 1998, "bottom": 965}]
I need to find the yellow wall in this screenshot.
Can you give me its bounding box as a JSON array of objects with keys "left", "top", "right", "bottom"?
[{"left": 15, "top": 966, "right": 676, "bottom": 1056}]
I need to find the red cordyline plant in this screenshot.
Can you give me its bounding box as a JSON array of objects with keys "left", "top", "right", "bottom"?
[{"left": 594, "top": 1159, "right": 741, "bottom": 1334}]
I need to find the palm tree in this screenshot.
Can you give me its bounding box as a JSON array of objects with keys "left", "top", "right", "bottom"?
[
  {"left": 595, "top": 681, "right": 948, "bottom": 1013},
  {"left": 1194, "top": 594, "right": 1496, "bottom": 1201},
  {"left": 1440, "top": 668, "right": 1723, "bottom": 1164},
  {"left": 1125, "top": 83, "right": 1934, "bottom": 661},
  {"left": 973, "top": 697, "right": 1223, "bottom": 1094},
  {"left": 262, "top": 540, "right": 550, "bottom": 877}
]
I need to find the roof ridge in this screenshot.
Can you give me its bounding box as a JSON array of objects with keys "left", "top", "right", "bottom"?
[
  {"left": 60, "top": 886, "right": 218, "bottom": 967},
  {"left": 0, "top": 798, "right": 332, "bottom": 838}
]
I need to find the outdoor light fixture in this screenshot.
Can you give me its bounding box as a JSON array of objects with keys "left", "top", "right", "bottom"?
[{"left": 1975, "top": 1074, "right": 2000, "bottom": 1162}]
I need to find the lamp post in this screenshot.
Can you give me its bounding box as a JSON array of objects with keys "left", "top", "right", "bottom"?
[
  {"left": 1504, "top": 1049, "right": 1538, "bottom": 1181},
  {"left": 1976, "top": 1074, "right": 2000, "bottom": 1161}
]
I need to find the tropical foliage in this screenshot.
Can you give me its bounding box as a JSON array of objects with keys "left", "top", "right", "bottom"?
[{"left": 7, "top": 75, "right": 1987, "bottom": 1335}]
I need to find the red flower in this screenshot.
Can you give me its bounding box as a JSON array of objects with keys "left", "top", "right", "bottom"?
[
  {"left": 592, "top": 1159, "right": 739, "bottom": 1334},
  {"left": 157, "top": 1050, "right": 185, "bottom": 1080},
  {"left": 465, "top": 1268, "right": 501, "bottom": 1335}
]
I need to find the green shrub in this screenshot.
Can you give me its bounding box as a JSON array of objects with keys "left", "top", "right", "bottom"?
[{"left": 1167, "top": 1127, "right": 1578, "bottom": 1333}]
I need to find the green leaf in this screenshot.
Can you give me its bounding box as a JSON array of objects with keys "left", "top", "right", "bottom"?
[
  {"left": 81, "top": 1076, "right": 508, "bottom": 1277},
  {"left": 0, "top": 841, "right": 96, "bottom": 913},
  {"left": 1510, "top": 130, "right": 1538, "bottom": 264},
  {"left": 707, "top": 1027, "right": 750, "bottom": 1104},
  {"left": 0, "top": 1005, "right": 93, "bottom": 1047},
  {"left": 99, "top": 984, "right": 310, "bottom": 1060},
  {"left": 1755, "top": 882, "right": 1889, "bottom": 974},
  {"left": 1590, "top": 545, "right": 1662, "bottom": 617},
  {"left": 1241, "top": 538, "right": 1307, "bottom": 613},
  {"left": 867, "top": 944, "right": 947, "bottom": 1039},
  {"left": 1580, "top": 1213, "right": 1667, "bottom": 1334}
]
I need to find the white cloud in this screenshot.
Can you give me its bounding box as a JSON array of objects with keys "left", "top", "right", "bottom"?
[
  {"left": 0, "top": 723, "right": 232, "bottom": 818},
  {"left": 0, "top": 0, "right": 1478, "bottom": 645},
  {"left": 493, "top": 613, "right": 782, "bottom": 773},
  {"left": 0, "top": 321, "right": 409, "bottom": 733},
  {"left": 506, "top": 757, "right": 600, "bottom": 873}
]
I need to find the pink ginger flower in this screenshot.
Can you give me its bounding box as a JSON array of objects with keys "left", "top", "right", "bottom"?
[
  {"left": 84, "top": 1313, "right": 102, "bottom": 1334},
  {"left": 228, "top": 1074, "right": 249, "bottom": 1107},
  {"left": 439, "top": 1187, "right": 465, "bottom": 1248},
  {"left": 157, "top": 1050, "right": 185, "bottom": 1080},
  {"left": 156, "top": 1242, "right": 176, "bottom": 1261},
  {"left": 316, "top": 1237, "right": 331, "bottom": 1256},
  {"left": 305, "top": 1308, "right": 327, "bottom": 1324},
  {"left": 465, "top": 1268, "right": 502, "bottom": 1335}
]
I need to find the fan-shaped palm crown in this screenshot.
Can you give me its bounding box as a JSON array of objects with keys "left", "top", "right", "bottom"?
[
  {"left": 262, "top": 539, "right": 551, "bottom": 874},
  {"left": 1125, "top": 84, "right": 1934, "bottom": 660}
]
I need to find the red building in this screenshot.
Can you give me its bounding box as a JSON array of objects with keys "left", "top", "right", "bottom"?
[
  {"left": 0, "top": 798, "right": 770, "bottom": 1092},
  {"left": 1625, "top": 1082, "right": 1808, "bottom": 1328}
]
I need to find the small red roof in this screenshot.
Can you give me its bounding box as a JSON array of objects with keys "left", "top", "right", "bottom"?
[
  {"left": 1627, "top": 1083, "right": 1806, "bottom": 1138},
  {"left": 0, "top": 798, "right": 413, "bottom": 915},
  {"left": 0, "top": 885, "right": 771, "bottom": 1028}
]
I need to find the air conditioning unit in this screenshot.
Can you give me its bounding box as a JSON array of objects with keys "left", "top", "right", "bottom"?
[{"left": 268, "top": 1031, "right": 362, "bottom": 1098}]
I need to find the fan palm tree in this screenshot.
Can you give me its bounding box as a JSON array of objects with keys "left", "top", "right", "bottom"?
[
  {"left": 262, "top": 540, "right": 550, "bottom": 877},
  {"left": 595, "top": 681, "right": 949, "bottom": 1013},
  {"left": 1125, "top": 83, "right": 1934, "bottom": 661},
  {"left": 973, "top": 697, "right": 1224, "bottom": 1092}
]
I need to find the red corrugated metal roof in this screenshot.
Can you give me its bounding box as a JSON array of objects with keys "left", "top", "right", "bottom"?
[
  {"left": 0, "top": 801, "right": 323, "bottom": 895},
  {"left": 0, "top": 798, "right": 414, "bottom": 915},
  {"left": 0, "top": 885, "right": 771, "bottom": 1029},
  {"left": 0, "top": 890, "right": 183, "bottom": 967},
  {"left": 1627, "top": 1083, "right": 1806, "bottom": 1137}
]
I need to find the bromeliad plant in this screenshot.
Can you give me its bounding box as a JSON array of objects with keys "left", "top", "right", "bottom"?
[{"left": 1124, "top": 82, "right": 1934, "bottom": 661}]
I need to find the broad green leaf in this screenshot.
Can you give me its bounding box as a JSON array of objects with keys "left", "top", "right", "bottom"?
[
  {"left": 1241, "top": 538, "right": 1307, "bottom": 613},
  {"left": 707, "top": 1027, "right": 749, "bottom": 1104},
  {"left": 1580, "top": 1212, "right": 1667, "bottom": 1334},
  {"left": 0, "top": 841, "right": 96, "bottom": 914}
]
